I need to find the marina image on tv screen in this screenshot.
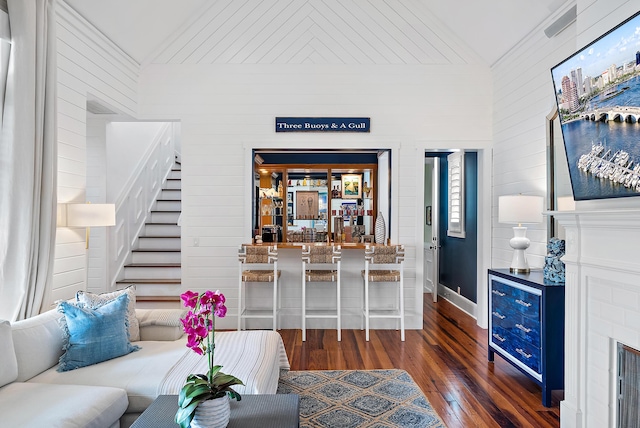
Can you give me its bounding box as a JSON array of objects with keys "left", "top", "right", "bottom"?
[{"left": 551, "top": 11, "right": 640, "bottom": 201}]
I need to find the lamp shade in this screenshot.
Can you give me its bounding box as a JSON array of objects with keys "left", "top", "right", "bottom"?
[
  {"left": 498, "top": 195, "right": 543, "bottom": 224},
  {"left": 66, "top": 204, "right": 116, "bottom": 227}
]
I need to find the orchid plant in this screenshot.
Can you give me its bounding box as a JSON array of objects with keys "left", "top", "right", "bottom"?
[{"left": 175, "top": 290, "right": 243, "bottom": 428}]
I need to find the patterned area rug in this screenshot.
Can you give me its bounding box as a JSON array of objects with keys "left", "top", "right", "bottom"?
[{"left": 277, "top": 369, "right": 447, "bottom": 428}]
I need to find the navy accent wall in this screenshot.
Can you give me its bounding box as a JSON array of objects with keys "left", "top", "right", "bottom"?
[{"left": 432, "top": 152, "right": 478, "bottom": 303}]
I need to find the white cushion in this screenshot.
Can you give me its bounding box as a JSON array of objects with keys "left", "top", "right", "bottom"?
[
  {"left": 11, "top": 309, "right": 65, "bottom": 381},
  {"left": 0, "top": 382, "right": 127, "bottom": 428},
  {"left": 76, "top": 285, "right": 140, "bottom": 341},
  {"left": 28, "top": 337, "right": 188, "bottom": 413},
  {"left": 137, "top": 308, "right": 186, "bottom": 341},
  {"left": 0, "top": 320, "right": 18, "bottom": 387}
]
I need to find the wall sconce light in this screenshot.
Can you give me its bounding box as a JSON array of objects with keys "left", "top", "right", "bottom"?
[
  {"left": 498, "top": 195, "right": 544, "bottom": 273},
  {"left": 59, "top": 203, "right": 116, "bottom": 249}
]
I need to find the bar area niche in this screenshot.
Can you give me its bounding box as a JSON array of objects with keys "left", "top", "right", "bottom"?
[
  {"left": 246, "top": 149, "right": 399, "bottom": 331},
  {"left": 252, "top": 150, "right": 384, "bottom": 246}
]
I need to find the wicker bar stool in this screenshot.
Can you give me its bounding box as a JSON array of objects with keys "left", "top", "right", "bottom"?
[
  {"left": 301, "top": 245, "right": 342, "bottom": 341},
  {"left": 238, "top": 245, "right": 281, "bottom": 331},
  {"left": 361, "top": 244, "right": 405, "bottom": 341}
]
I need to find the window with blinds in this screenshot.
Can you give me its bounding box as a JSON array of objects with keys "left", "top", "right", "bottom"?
[{"left": 447, "top": 152, "right": 465, "bottom": 238}]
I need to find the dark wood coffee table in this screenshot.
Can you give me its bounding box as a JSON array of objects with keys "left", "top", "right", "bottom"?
[{"left": 131, "top": 394, "right": 299, "bottom": 428}]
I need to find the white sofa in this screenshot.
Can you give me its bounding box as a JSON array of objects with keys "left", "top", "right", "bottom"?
[{"left": 0, "top": 307, "right": 289, "bottom": 428}]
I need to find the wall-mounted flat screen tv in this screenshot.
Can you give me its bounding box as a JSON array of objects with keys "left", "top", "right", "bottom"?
[{"left": 551, "top": 11, "right": 640, "bottom": 201}]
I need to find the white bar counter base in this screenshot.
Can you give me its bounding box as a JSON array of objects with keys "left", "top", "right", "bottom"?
[{"left": 240, "top": 243, "right": 417, "bottom": 332}]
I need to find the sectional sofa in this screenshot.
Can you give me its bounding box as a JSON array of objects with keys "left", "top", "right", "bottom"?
[{"left": 0, "top": 306, "right": 289, "bottom": 427}]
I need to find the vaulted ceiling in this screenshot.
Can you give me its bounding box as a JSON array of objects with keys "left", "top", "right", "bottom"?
[{"left": 65, "top": 0, "right": 571, "bottom": 66}]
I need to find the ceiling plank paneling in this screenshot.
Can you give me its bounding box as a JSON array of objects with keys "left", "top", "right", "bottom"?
[
  {"left": 156, "top": 0, "right": 238, "bottom": 64},
  {"left": 151, "top": 0, "right": 476, "bottom": 65},
  {"left": 213, "top": 0, "right": 293, "bottom": 64}
]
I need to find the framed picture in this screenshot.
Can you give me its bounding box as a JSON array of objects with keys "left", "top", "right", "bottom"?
[
  {"left": 341, "top": 174, "right": 362, "bottom": 199},
  {"left": 550, "top": 10, "right": 640, "bottom": 201},
  {"left": 287, "top": 192, "right": 293, "bottom": 203},
  {"left": 361, "top": 235, "right": 374, "bottom": 244},
  {"left": 340, "top": 201, "right": 357, "bottom": 219},
  {"left": 296, "top": 191, "right": 319, "bottom": 219}
]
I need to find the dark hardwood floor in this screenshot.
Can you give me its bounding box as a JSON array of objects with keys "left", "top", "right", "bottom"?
[{"left": 279, "top": 294, "right": 561, "bottom": 428}]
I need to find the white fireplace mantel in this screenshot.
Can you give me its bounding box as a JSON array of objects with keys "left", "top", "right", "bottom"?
[{"left": 550, "top": 209, "right": 640, "bottom": 428}]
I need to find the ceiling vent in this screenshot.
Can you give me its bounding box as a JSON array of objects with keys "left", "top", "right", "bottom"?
[
  {"left": 86, "top": 100, "right": 116, "bottom": 115},
  {"left": 544, "top": 5, "right": 577, "bottom": 38}
]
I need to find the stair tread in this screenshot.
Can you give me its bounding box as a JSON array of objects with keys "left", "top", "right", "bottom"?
[
  {"left": 132, "top": 249, "right": 181, "bottom": 253},
  {"left": 145, "top": 222, "right": 179, "bottom": 225},
  {"left": 151, "top": 210, "right": 180, "bottom": 213},
  {"left": 139, "top": 235, "right": 181, "bottom": 239},
  {"left": 125, "top": 262, "right": 181, "bottom": 267},
  {"left": 117, "top": 278, "right": 181, "bottom": 284}
]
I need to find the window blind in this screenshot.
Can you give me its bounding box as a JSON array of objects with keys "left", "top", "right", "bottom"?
[{"left": 447, "top": 152, "right": 465, "bottom": 238}]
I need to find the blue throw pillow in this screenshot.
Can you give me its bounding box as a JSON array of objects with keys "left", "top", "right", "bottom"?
[{"left": 57, "top": 293, "right": 139, "bottom": 372}]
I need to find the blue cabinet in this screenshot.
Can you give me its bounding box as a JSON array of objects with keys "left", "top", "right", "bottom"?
[{"left": 488, "top": 269, "right": 565, "bottom": 407}]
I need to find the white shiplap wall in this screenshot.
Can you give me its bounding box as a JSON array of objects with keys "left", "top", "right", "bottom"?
[
  {"left": 492, "top": 0, "right": 640, "bottom": 270},
  {"left": 491, "top": 3, "right": 579, "bottom": 270},
  {"left": 139, "top": 62, "right": 493, "bottom": 329},
  {"left": 51, "top": 1, "right": 139, "bottom": 307},
  {"left": 138, "top": 0, "right": 492, "bottom": 330},
  {"left": 85, "top": 117, "right": 109, "bottom": 294},
  {"left": 52, "top": 0, "right": 493, "bottom": 329}
]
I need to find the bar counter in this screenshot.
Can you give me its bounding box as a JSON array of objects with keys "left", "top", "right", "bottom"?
[{"left": 244, "top": 242, "right": 388, "bottom": 249}]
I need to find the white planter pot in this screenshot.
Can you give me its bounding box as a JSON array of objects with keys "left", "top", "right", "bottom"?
[{"left": 190, "top": 396, "right": 230, "bottom": 428}]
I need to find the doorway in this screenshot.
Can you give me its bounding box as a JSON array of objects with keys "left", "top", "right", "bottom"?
[
  {"left": 423, "top": 151, "right": 480, "bottom": 317},
  {"left": 423, "top": 158, "right": 438, "bottom": 302}
]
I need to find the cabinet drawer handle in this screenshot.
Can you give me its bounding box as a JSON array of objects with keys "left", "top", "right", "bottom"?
[
  {"left": 515, "top": 299, "right": 531, "bottom": 308},
  {"left": 516, "top": 323, "right": 531, "bottom": 333},
  {"left": 492, "top": 333, "right": 506, "bottom": 342},
  {"left": 492, "top": 311, "right": 505, "bottom": 320},
  {"left": 492, "top": 290, "right": 506, "bottom": 297},
  {"left": 516, "top": 348, "right": 532, "bottom": 359}
]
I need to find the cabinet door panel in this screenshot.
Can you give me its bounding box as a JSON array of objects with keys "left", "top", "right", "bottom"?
[{"left": 494, "top": 315, "right": 541, "bottom": 348}]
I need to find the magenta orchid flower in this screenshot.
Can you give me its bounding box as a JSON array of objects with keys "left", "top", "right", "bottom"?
[
  {"left": 179, "top": 290, "right": 228, "bottom": 363},
  {"left": 181, "top": 290, "right": 199, "bottom": 309}
]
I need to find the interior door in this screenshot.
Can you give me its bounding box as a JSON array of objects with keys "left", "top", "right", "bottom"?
[{"left": 430, "top": 159, "right": 440, "bottom": 303}]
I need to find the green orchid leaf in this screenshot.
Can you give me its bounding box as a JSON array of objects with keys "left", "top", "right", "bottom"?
[
  {"left": 175, "top": 400, "right": 200, "bottom": 428},
  {"left": 227, "top": 389, "right": 242, "bottom": 401}
]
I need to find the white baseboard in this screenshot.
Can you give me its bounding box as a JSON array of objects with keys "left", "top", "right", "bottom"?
[{"left": 438, "top": 284, "right": 476, "bottom": 319}]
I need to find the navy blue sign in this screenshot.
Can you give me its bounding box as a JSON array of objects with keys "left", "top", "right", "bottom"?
[{"left": 275, "top": 117, "right": 370, "bottom": 133}]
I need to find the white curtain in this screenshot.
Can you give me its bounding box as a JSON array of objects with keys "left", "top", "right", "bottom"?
[{"left": 0, "top": 0, "right": 57, "bottom": 321}]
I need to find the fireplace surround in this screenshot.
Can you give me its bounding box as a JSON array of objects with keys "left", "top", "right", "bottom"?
[{"left": 552, "top": 209, "right": 640, "bottom": 428}]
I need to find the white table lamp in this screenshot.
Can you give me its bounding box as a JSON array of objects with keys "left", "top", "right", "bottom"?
[
  {"left": 498, "top": 195, "right": 544, "bottom": 273},
  {"left": 60, "top": 203, "right": 116, "bottom": 248}
]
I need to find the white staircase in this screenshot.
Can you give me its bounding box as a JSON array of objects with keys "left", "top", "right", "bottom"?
[{"left": 118, "top": 162, "right": 182, "bottom": 301}]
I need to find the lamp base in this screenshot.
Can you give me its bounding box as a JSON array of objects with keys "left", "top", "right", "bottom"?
[{"left": 509, "top": 226, "right": 531, "bottom": 273}]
